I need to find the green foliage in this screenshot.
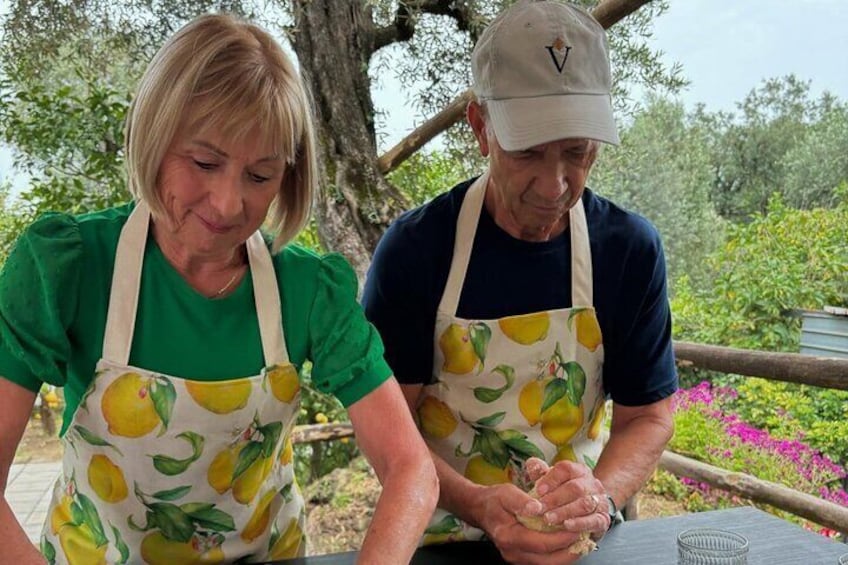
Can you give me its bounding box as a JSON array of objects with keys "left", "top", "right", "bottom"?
[
  {"left": 728, "top": 379, "right": 848, "bottom": 465},
  {"left": 671, "top": 192, "right": 848, "bottom": 464},
  {"left": 0, "top": 65, "right": 131, "bottom": 255},
  {"left": 672, "top": 193, "right": 848, "bottom": 351},
  {"left": 592, "top": 96, "right": 724, "bottom": 288},
  {"left": 387, "top": 150, "right": 468, "bottom": 207},
  {"left": 292, "top": 363, "right": 360, "bottom": 487},
  {"left": 699, "top": 75, "right": 846, "bottom": 220},
  {"left": 783, "top": 105, "right": 848, "bottom": 209}
]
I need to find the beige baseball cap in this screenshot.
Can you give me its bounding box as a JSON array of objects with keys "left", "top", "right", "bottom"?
[{"left": 471, "top": 0, "right": 620, "bottom": 150}]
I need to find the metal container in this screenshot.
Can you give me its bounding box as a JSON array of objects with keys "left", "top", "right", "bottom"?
[{"left": 797, "top": 308, "right": 848, "bottom": 359}]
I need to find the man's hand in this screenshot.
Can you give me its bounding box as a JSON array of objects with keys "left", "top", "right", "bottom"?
[
  {"left": 522, "top": 457, "right": 611, "bottom": 538},
  {"left": 474, "top": 481, "right": 593, "bottom": 565}
]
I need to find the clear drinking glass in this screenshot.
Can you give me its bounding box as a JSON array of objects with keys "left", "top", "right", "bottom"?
[
  {"left": 838, "top": 553, "right": 848, "bottom": 565},
  {"left": 677, "top": 528, "right": 749, "bottom": 565}
]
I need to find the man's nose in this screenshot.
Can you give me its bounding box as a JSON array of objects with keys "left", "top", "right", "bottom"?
[{"left": 535, "top": 158, "right": 569, "bottom": 200}]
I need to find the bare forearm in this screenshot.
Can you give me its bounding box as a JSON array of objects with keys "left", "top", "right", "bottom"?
[
  {"left": 357, "top": 461, "right": 438, "bottom": 564},
  {"left": 1, "top": 497, "right": 46, "bottom": 564},
  {"left": 593, "top": 404, "right": 674, "bottom": 506}
]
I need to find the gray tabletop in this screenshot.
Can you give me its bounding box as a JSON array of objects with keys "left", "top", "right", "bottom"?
[
  {"left": 582, "top": 506, "right": 847, "bottom": 564},
  {"left": 271, "top": 507, "right": 847, "bottom": 564}
]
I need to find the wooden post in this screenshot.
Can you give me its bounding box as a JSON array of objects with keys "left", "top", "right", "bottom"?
[{"left": 659, "top": 450, "right": 848, "bottom": 533}]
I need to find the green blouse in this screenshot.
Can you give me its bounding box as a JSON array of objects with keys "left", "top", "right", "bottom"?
[{"left": 0, "top": 203, "right": 391, "bottom": 435}]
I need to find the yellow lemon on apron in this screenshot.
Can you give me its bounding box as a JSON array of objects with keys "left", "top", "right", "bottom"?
[
  {"left": 241, "top": 489, "right": 277, "bottom": 542},
  {"left": 279, "top": 437, "right": 294, "bottom": 466},
  {"left": 439, "top": 324, "right": 478, "bottom": 374},
  {"left": 573, "top": 310, "right": 602, "bottom": 352},
  {"left": 233, "top": 455, "right": 275, "bottom": 505},
  {"left": 518, "top": 379, "right": 545, "bottom": 426},
  {"left": 499, "top": 312, "right": 550, "bottom": 345},
  {"left": 185, "top": 380, "right": 252, "bottom": 414},
  {"left": 268, "top": 364, "right": 300, "bottom": 403},
  {"left": 587, "top": 397, "right": 607, "bottom": 440},
  {"left": 87, "top": 454, "right": 128, "bottom": 503},
  {"left": 464, "top": 455, "right": 513, "bottom": 486},
  {"left": 540, "top": 396, "right": 584, "bottom": 446},
  {"left": 101, "top": 372, "right": 159, "bottom": 438},
  {"left": 50, "top": 494, "right": 75, "bottom": 534},
  {"left": 552, "top": 443, "right": 578, "bottom": 464},
  {"left": 268, "top": 518, "right": 305, "bottom": 561},
  {"left": 58, "top": 523, "right": 107, "bottom": 565},
  {"left": 418, "top": 396, "right": 458, "bottom": 439},
  {"left": 140, "top": 531, "right": 225, "bottom": 564}
]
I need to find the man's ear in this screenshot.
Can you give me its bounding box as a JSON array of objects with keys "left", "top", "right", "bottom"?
[{"left": 466, "top": 100, "right": 490, "bottom": 157}]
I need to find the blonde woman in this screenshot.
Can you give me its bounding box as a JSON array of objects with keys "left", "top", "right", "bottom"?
[{"left": 0, "top": 14, "right": 436, "bottom": 564}]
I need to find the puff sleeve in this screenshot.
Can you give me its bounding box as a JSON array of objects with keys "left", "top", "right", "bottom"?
[
  {"left": 0, "top": 214, "right": 82, "bottom": 391},
  {"left": 307, "top": 253, "right": 392, "bottom": 407}
]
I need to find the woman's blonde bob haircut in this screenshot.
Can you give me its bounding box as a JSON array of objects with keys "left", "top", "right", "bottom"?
[{"left": 125, "top": 13, "right": 316, "bottom": 252}]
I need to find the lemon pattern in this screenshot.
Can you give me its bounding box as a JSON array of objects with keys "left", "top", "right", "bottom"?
[
  {"left": 422, "top": 173, "right": 605, "bottom": 544},
  {"left": 39, "top": 204, "right": 305, "bottom": 564}
]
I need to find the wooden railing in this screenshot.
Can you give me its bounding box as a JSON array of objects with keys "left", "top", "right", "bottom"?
[{"left": 291, "top": 342, "right": 848, "bottom": 533}]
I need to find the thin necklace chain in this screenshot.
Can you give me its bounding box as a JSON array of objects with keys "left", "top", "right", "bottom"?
[{"left": 215, "top": 269, "right": 241, "bottom": 297}]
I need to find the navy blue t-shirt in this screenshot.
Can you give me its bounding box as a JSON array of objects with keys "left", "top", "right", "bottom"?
[{"left": 362, "top": 177, "right": 678, "bottom": 406}]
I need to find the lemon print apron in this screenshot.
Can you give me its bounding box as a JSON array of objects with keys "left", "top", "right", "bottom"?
[
  {"left": 40, "top": 202, "right": 306, "bottom": 564},
  {"left": 420, "top": 173, "right": 606, "bottom": 543}
]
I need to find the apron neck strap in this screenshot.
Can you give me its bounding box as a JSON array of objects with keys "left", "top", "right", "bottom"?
[
  {"left": 438, "top": 173, "right": 594, "bottom": 316},
  {"left": 101, "top": 201, "right": 289, "bottom": 367}
]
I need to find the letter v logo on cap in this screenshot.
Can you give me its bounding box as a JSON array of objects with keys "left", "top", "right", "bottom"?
[{"left": 545, "top": 36, "right": 572, "bottom": 73}]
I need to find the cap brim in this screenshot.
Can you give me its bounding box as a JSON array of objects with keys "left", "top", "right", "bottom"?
[{"left": 487, "top": 94, "right": 620, "bottom": 151}]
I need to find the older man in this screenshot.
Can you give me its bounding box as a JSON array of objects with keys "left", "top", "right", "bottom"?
[{"left": 363, "top": 1, "right": 676, "bottom": 563}]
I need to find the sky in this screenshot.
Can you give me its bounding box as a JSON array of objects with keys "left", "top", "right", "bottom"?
[
  {"left": 374, "top": 0, "right": 848, "bottom": 149},
  {"left": 2, "top": 0, "right": 848, "bottom": 193}
]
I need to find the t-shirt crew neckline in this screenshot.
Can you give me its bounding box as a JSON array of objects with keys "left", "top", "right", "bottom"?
[
  {"left": 145, "top": 232, "right": 253, "bottom": 306},
  {"left": 477, "top": 196, "right": 570, "bottom": 253}
]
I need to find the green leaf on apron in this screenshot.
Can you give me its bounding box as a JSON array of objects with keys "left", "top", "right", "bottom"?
[
  {"left": 473, "top": 365, "right": 515, "bottom": 403},
  {"left": 541, "top": 379, "right": 568, "bottom": 413},
  {"left": 72, "top": 425, "right": 123, "bottom": 456},
  {"left": 150, "top": 485, "right": 192, "bottom": 501},
  {"left": 260, "top": 421, "right": 283, "bottom": 458},
  {"left": 147, "top": 502, "right": 195, "bottom": 542},
  {"left": 151, "top": 432, "right": 205, "bottom": 475},
  {"left": 110, "top": 523, "right": 130, "bottom": 564},
  {"left": 233, "top": 440, "right": 264, "bottom": 480},
  {"left": 478, "top": 428, "right": 511, "bottom": 470},
  {"left": 180, "top": 504, "right": 236, "bottom": 532},
  {"left": 424, "top": 514, "right": 462, "bottom": 535},
  {"left": 498, "top": 429, "right": 545, "bottom": 461},
  {"left": 70, "top": 500, "right": 85, "bottom": 526},
  {"left": 40, "top": 538, "right": 56, "bottom": 564},
  {"left": 149, "top": 378, "right": 176, "bottom": 434},
  {"left": 473, "top": 387, "right": 502, "bottom": 403},
  {"left": 280, "top": 483, "right": 293, "bottom": 503},
  {"left": 563, "top": 362, "right": 587, "bottom": 405},
  {"left": 468, "top": 322, "right": 492, "bottom": 367},
  {"left": 475, "top": 411, "right": 506, "bottom": 427},
  {"left": 76, "top": 491, "right": 108, "bottom": 546},
  {"left": 455, "top": 433, "right": 481, "bottom": 458}
]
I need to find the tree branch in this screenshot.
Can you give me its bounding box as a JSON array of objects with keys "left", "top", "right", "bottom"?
[
  {"left": 377, "top": 0, "right": 651, "bottom": 174},
  {"left": 372, "top": 0, "right": 483, "bottom": 54}
]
